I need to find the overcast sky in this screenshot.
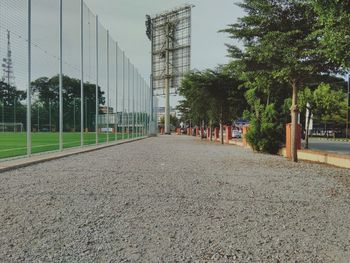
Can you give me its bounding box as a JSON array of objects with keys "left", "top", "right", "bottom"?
[
  {"left": 1, "top": 0, "right": 244, "bottom": 108},
  {"left": 84, "top": 0, "right": 244, "bottom": 80},
  {"left": 83, "top": 0, "right": 244, "bottom": 107}
]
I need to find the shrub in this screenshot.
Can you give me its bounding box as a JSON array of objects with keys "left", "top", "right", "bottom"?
[{"left": 246, "top": 104, "right": 283, "bottom": 154}]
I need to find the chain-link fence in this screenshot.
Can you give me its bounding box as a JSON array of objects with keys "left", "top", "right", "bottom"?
[{"left": 0, "top": 0, "right": 152, "bottom": 160}]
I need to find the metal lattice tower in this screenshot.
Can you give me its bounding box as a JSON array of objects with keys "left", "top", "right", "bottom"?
[
  {"left": 146, "top": 5, "right": 193, "bottom": 134},
  {"left": 1, "top": 30, "right": 16, "bottom": 87}
]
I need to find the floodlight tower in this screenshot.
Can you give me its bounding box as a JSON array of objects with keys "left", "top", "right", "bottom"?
[
  {"left": 2, "top": 30, "right": 16, "bottom": 87},
  {"left": 146, "top": 5, "right": 193, "bottom": 135},
  {"left": 2, "top": 30, "right": 17, "bottom": 132}
]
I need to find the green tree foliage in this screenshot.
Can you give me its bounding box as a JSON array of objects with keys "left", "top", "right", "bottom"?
[
  {"left": 178, "top": 67, "right": 247, "bottom": 142},
  {"left": 245, "top": 103, "right": 283, "bottom": 154},
  {"left": 312, "top": 0, "right": 350, "bottom": 69},
  {"left": 31, "top": 75, "right": 105, "bottom": 131},
  {"left": 299, "top": 83, "right": 347, "bottom": 147},
  {"left": 159, "top": 114, "right": 179, "bottom": 128},
  {"left": 0, "top": 80, "right": 27, "bottom": 126},
  {"left": 178, "top": 71, "right": 211, "bottom": 126},
  {"left": 221, "top": 0, "right": 341, "bottom": 158}
]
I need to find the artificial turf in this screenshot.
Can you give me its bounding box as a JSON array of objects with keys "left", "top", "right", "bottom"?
[{"left": 0, "top": 132, "right": 144, "bottom": 159}]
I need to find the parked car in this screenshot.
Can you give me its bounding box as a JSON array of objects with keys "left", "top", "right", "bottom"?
[{"left": 232, "top": 129, "right": 242, "bottom": 139}]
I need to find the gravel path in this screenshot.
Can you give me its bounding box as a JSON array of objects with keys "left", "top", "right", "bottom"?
[{"left": 0, "top": 135, "right": 350, "bottom": 262}]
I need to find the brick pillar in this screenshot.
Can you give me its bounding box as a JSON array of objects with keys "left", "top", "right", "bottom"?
[
  {"left": 286, "top": 123, "right": 302, "bottom": 158},
  {"left": 214, "top": 128, "right": 219, "bottom": 141},
  {"left": 196, "top": 128, "right": 199, "bottom": 137},
  {"left": 225, "top": 126, "right": 232, "bottom": 143},
  {"left": 242, "top": 126, "right": 249, "bottom": 147},
  {"left": 207, "top": 128, "right": 211, "bottom": 140}
]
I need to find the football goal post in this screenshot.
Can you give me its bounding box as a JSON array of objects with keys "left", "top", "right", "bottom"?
[{"left": 0, "top": 122, "right": 24, "bottom": 132}]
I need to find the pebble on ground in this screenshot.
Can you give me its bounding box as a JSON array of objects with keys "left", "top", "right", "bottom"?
[{"left": 0, "top": 135, "right": 349, "bottom": 262}]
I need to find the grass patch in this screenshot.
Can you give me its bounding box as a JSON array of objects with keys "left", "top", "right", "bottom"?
[{"left": 0, "top": 132, "right": 144, "bottom": 159}]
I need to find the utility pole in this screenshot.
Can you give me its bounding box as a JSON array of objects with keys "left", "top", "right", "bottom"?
[
  {"left": 73, "top": 98, "right": 76, "bottom": 131},
  {"left": 49, "top": 98, "right": 51, "bottom": 131},
  {"left": 1, "top": 99, "right": 4, "bottom": 132},
  {"left": 2, "top": 30, "right": 15, "bottom": 87},
  {"left": 164, "top": 22, "right": 171, "bottom": 135},
  {"left": 146, "top": 6, "right": 193, "bottom": 136},
  {"left": 347, "top": 74, "right": 350, "bottom": 139},
  {"left": 2, "top": 30, "right": 16, "bottom": 132}
]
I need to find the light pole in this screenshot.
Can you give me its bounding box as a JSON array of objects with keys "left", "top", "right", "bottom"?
[
  {"left": 49, "top": 98, "right": 51, "bottom": 132},
  {"left": 13, "top": 96, "right": 16, "bottom": 132},
  {"left": 85, "top": 97, "right": 88, "bottom": 134},
  {"left": 73, "top": 97, "right": 76, "bottom": 132},
  {"left": 1, "top": 99, "right": 4, "bottom": 132},
  {"left": 37, "top": 104, "right": 39, "bottom": 132},
  {"left": 37, "top": 102, "right": 43, "bottom": 132},
  {"left": 347, "top": 74, "right": 349, "bottom": 139}
]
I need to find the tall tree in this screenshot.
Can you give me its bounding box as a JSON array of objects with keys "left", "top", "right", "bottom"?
[
  {"left": 312, "top": 0, "right": 350, "bottom": 69},
  {"left": 222, "top": 0, "right": 339, "bottom": 161},
  {"left": 0, "top": 80, "right": 26, "bottom": 127},
  {"left": 179, "top": 70, "right": 212, "bottom": 127},
  {"left": 31, "top": 75, "right": 105, "bottom": 131},
  {"left": 178, "top": 68, "right": 246, "bottom": 143},
  {"left": 299, "top": 83, "right": 346, "bottom": 148}
]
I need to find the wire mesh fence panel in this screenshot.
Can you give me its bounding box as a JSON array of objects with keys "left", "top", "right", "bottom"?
[
  {"left": 116, "top": 45, "right": 124, "bottom": 140},
  {"left": 97, "top": 22, "right": 108, "bottom": 143},
  {"left": 31, "top": 0, "right": 61, "bottom": 155},
  {"left": 137, "top": 72, "right": 142, "bottom": 138},
  {"left": 61, "top": 0, "right": 82, "bottom": 149},
  {"left": 0, "top": 0, "right": 28, "bottom": 159},
  {"left": 83, "top": 3, "right": 97, "bottom": 146},
  {"left": 121, "top": 51, "right": 126, "bottom": 140},
  {"left": 108, "top": 36, "right": 116, "bottom": 142},
  {"left": 0, "top": 0, "right": 151, "bottom": 161},
  {"left": 138, "top": 76, "right": 142, "bottom": 137},
  {"left": 126, "top": 58, "right": 131, "bottom": 139}
]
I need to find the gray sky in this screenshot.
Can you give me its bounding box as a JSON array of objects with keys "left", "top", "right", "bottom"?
[
  {"left": 1, "top": 0, "right": 244, "bottom": 108},
  {"left": 83, "top": 0, "right": 244, "bottom": 107},
  {"left": 84, "top": 0, "right": 244, "bottom": 80}
]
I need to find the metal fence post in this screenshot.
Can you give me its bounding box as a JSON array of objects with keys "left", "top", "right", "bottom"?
[
  {"left": 95, "top": 16, "right": 99, "bottom": 145},
  {"left": 141, "top": 80, "right": 144, "bottom": 136},
  {"left": 127, "top": 59, "right": 130, "bottom": 139},
  {"left": 122, "top": 51, "right": 125, "bottom": 140},
  {"left": 132, "top": 66, "right": 135, "bottom": 139},
  {"left": 106, "top": 30, "right": 110, "bottom": 143},
  {"left": 115, "top": 42, "right": 118, "bottom": 141},
  {"left": 59, "top": 0, "right": 63, "bottom": 151},
  {"left": 27, "top": 0, "right": 32, "bottom": 156},
  {"left": 137, "top": 71, "right": 140, "bottom": 137},
  {"left": 80, "top": 0, "right": 84, "bottom": 147}
]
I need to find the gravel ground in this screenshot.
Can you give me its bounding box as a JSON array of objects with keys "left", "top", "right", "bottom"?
[{"left": 0, "top": 135, "right": 350, "bottom": 262}]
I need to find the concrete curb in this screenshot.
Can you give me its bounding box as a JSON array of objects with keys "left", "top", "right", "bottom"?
[
  {"left": 0, "top": 137, "right": 149, "bottom": 173},
  {"left": 188, "top": 134, "right": 350, "bottom": 169},
  {"left": 308, "top": 137, "right": 350, "bottom": 142}
]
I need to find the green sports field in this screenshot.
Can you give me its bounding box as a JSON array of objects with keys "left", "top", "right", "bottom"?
[{"left": 0, "top": 132, "right": 143, "bottom": 159}]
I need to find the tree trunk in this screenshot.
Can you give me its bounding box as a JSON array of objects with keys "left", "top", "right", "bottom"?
[
  {"left": 210, "top": 121, "right": 213, "bottom": 141},
  {"left": 220, "top": 105, "right": 224, "bottom": 144},
  {"left": 305, "top": 107, "right": 311, "bottom": 149},
  {"left": 291, "top": 80, "right": 299, "bottom": 162},
  {"left": 201, "top": 120, "right": 204, "bottom": 140},
  {"left": 220, "top": 122, "right": 224, "bottom": 144}
]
